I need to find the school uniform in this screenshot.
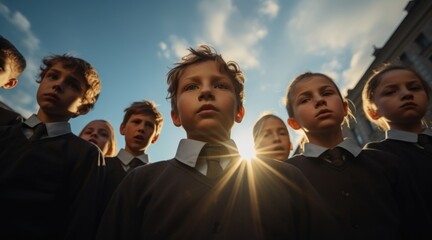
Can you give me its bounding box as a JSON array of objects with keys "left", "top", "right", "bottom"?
[
  {"left": 365, "top": 128, "right": 432, "bottom": 218},
  {"left": 101, "top": 149, "right": 149, "bottom": 211},
  {"left": 285, "top": 138, "right": 431, "bottom": 240},
  {"left": 96, "top": 138, "right": 342, "bottom": 240},
  {"left": 0, "top": 107, "right": 23, "bottom": 125},
  {"left": 0, "top": 114, "right": 105, "bottom": 240}
]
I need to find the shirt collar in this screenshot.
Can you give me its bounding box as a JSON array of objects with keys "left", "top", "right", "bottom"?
[
  {"left": 24, "top": 114, "right": 71, "bottom": 138},
  {"left": 117, "top": 148, "right": 150, "bottom": 165},
  {"left": 386, "top": 128, "right": 432, "bottom": 143},
  {"left": 175, "top": 138, "right": 240, "bottom": 168},
  {"left": 303, "top": 138, "right": 362, "bottom": 158}
]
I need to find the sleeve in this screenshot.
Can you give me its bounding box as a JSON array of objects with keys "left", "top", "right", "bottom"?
[{"left": 64, "top": 142, "right": 106, "bottom": 240}]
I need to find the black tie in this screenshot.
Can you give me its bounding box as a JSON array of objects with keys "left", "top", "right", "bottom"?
[
  {"left": 128, "top": 158, "right": 143, "bottom": 172},
  {"left": 201, "top": 144, "right": 228, "bottom": 179},
  {"left": 321, "top": 147, "right": 345, "bottom": 166},
  {"left": 29, "top": 123, "right": 47, "bottom": 142},
  {"left": 418, "top": 134, "right": 432, "bottom": 153}
]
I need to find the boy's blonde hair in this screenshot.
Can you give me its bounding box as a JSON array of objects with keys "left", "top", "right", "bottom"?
[
  {"left": 37, "top": 54, "right": 101, "bottom": 117},
  {"left": 362, "top": 63, "right": 431, "bottom": 131},
  {"left": 121, "top": 100, "right": 164, "bottom": 135},
  {"left": 166, "top": 45, "right": 245, "bottom": 113}
]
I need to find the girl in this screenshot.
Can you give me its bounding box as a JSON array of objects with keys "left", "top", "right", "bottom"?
[
  {"left": 362, "top": 64, "right": 432, "bottom": 218},
  {"left": 79, "top": 119, "right": 117, "bottom": 157},
  {"left": 252, "top": 113, "right": 292, "bottom": 161},
  {"left": 284, "top": 72, "right": 430, "bottom": 239}
]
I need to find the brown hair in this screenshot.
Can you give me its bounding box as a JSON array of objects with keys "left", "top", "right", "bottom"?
[
  {"left": 121, "top": 100, "right": 164, "bottom": 135},
  {"left": 166, "top": 45, "right": 245, "bottom": 113},
  {"left": 37, "top": 54, "right": 101, "bottom": 117},
  {"left": 0, "top": 35, "right": 26, "bottom": 78}
]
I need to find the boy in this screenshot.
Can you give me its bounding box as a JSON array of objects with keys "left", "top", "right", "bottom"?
[
  {"left": 96, "top": 45, "right": 341, "bottom": 239},
  {"left": 0, "top": 35, "right": 27, "bottom": 125},
  {"left": 0, "top": 54, "right": 104, "bottom": 240},
  {"left": 102, "top": 100, "right": 163, "bottom": 209}
]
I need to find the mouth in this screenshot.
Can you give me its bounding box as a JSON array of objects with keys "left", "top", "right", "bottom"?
[
  {"left": 315, "top": 109, "right": 332, "bottom": 118},
  {"left": 400, "top": 102, "right": 417, "bottom": 108},
  {"left": 273, "top": 146, "right": 285, "bottom": 151},
  {"left": 44, "top": 93, "right": 60, "bottom": 101},
  {"left": 88, "top": 139, "right": 98, "bottom": 144},
  {"left": 134, "top": 135, "right": 145, "bottom": 141},
  {"left": 197, "top": 104, "right": 219, "bottom": 113}
]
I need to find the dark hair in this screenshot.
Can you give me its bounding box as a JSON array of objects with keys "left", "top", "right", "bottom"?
[
  {"left": 0, "top": 35, "right": 26, "bottom": 78},
  {"left": 362, "top": 63, "right": 431, "bottom": 130},
  {"left": 121, "top": 100, "right": 164, "bottom": 135},
  {"left": 166, "top": 44, "right": 244, "bottom": 113},
  {"left": 36, "top": 54, "right": 101, "bottom": 117}
]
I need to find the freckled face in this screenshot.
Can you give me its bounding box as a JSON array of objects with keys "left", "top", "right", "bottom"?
[
  {"left": 372, "top": 69, "right": 429, "bottom": 129},
  {"left": 36, "top": 63, "right": 86, "bottom": 122},
  {"left": 171, "top": 61, "right": 243, "bottom": 142}
]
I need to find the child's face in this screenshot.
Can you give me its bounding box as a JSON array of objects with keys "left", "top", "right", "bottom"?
[
  {"left": 36, "top": 63, "right": 86, "bottom": 122},
  {"left": 288, "top": 76, "right": 347, "bottom": 134},
  {"left": 80, "top": 121, "right": 112, "bottom": 156},
  {"left": 371, "top": 69, "right": 428, "bottom": 130},
  {"left": 0, "top": 56, "right": 17, "bottom": 89},
  {"left": 255, "top": 117, "right": 291, "bottom": 161},
  {"left": 171, "top": 60, "right": 244, "bottom": 142},
  {"left": 120, "top": 113, "right": 158, "bottom": 156}
]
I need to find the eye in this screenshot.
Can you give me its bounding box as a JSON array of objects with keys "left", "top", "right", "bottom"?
[
  {"left": 409, "top": 83, "right": 424, "bottom": 91},
  {"left": 322, "top": 90, "right": 334, "bottom": 96},
  {"left": 183, "top": 84, "right": 198, "bottom": 91},
  {"left": 46, "top": 72, "right": 59, "bottom": 81},
  {"left": 64, "top": 78, "right": 83, "bottom": 91},
  {"left": 278, "top": 130, "right": 288, "bottom": 136},
  {"left": 298, "top": 97, "right": 310, "bottom": 104},
  {"left": 382, "top": 89, "right": 395, "bottom": 96},
  {"left": 214, "top": 82, "right": 229, "bottom": 89},
  {"left": 145, "top": 122, "right": 155, "bottom": 129}
]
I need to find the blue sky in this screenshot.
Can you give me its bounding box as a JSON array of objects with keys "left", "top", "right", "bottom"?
[{"left": 0, "top": 0, "right": 408, "bottom": 161}]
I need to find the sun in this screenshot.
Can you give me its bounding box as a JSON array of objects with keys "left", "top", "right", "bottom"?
[{"left": 232, "top": 128, "right": 256, "bottom": 161}]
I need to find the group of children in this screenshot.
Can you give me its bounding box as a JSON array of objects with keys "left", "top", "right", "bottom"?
[{"left": 1, "top": 34, "right": 432, "bottom": 239}]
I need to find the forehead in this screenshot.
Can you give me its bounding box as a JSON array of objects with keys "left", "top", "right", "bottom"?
[
  {"left": 292, "top": 76, "right": 336, "bottom": 96},
  {"left": 179, "top": 61, "right": 226, "bottom": 81},
  {"left": 86, "top": 121, "right": 109, "bottom": 130},
  {"left": 379, "top": 69, "right": 419, "bottom": 85},
  {"left": 129, "top": 113, "right": 156, "bottom": 122},
  {"left": 261, "top": 117, "right": 286, "bottom": 129}
]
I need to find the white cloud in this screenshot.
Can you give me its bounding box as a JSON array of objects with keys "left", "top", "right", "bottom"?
[
  {"left": 161, "top": 0, "right": 278, "bottom": 70},
  {"left": 0, "top": 3, "right": 40, "bottom": 52},
  {"left": 259, "top": 0, "right": 279, "bottom": 19},
  {"left": 286, "top": 0, "right": 408, "bottom": 92}
]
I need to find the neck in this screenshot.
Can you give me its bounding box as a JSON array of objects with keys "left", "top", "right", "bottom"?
[
  {"left": 305, "top": 130, "right": 344, "bottom": 149},
  {"left": 37, "top": 109, "right": 71, "bottom": 123},
  {"left": 389, "top": 120, "right": 424, "bottom": 134}
]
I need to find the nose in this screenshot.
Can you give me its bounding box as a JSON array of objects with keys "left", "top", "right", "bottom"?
[
  {"left": 272, "top": 132, "right": 281, "bottom": 143},
  {"left": 401, "top": 87, "right": 414, "bottom": 100},
  {"left": 198, "top": 84, "right": 215, "bottom": 101},
  {"left": 314, "top": 95, "right": 326, "bottom": 108},
  {"left": 52, "top": 79, "right": 65, "bottom": 93}
]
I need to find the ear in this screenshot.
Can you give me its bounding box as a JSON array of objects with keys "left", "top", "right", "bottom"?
[
  {"left": 3, "top": 78, "right": 18, "bottom": 89},
  {"left": 367, "top": 108, "right": 382, "bottom": 120},
  {"left": 151, "top": 134, "right": 159, "bottom": 144},
  {"left": 119, "top": 123, "right": 126, "bottom": 135},
  {"left": 288, "top": 118, "right": 301, "bottom": 130},
  {"left": 235, "top": 107, "right": 245, "bottom": 123},
  {"left": 171, "top": 110, "right": 182, "bottom": 127},
  {"left": 343, "top": 100, "right": 348, "bottom": 117}
]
